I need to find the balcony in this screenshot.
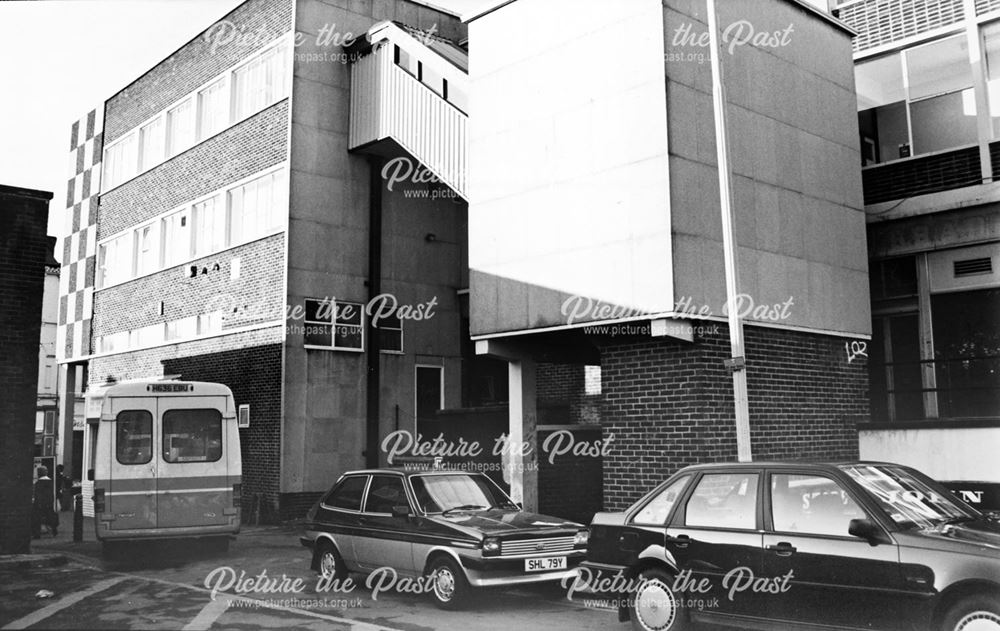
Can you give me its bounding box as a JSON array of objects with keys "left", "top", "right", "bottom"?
[
  {"left": 861, "top": 145, "right": 983, "bottom": 205},
  {"left": 348, "top": 22, "right": 468, "bottom": 200}
]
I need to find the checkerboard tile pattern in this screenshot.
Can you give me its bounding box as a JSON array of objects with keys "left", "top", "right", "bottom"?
[{"left": 57, "top": 107, "right": 103, "bottom": 362}]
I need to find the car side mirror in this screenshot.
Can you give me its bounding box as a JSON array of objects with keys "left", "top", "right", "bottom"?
[
  {"left": 87, "top": 469, "right": 94, "bottom": 481},
  {"left": 849, "top": 518, "right": 890, "bottom": 546},
  {"left": 391, "top": 505, "right": 412, "bottom": 519}
]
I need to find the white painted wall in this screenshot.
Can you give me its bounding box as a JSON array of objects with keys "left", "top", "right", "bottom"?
[
  {"left": 860, "top": 427, "right": 1000, "bottom": 482},
  {"left": 468, "top": 0, "right": 672, "bottom": 333}
]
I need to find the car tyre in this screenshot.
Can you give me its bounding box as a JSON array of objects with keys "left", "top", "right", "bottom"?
[
  {"left": 426, "top": 556, "right": 469, "bottom": 610},
  {"left": 942, "top": 593, "right": 1000, "bottom": 631},
  {"left": 630, "top": 568, "right": 688, "bottom": 631},
  {"left": 316, "top": 541, "right": 348, "bottom": 582}
]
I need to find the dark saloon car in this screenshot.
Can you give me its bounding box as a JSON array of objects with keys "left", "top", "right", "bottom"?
[
  {"left": 300, "top": 468, "right": 588, "bottom": 608},
  {"left": 579, "top": 461, "right": 1000, "bottom": 631}
]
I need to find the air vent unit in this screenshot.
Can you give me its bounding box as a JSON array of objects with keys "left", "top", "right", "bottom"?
[{"left": 953, "top": 257, "right": 993, "bottom": 277}]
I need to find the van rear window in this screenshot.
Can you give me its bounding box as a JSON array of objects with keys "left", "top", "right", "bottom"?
[
  {"left": 163, "top": 409, "right": 223, "bottom": 463},
  {"left": 117, "top": 410, "right": 153, "bottom": 465}
]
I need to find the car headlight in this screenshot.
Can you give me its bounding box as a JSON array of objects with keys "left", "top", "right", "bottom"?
[
  {"left": 573, "top": 530, "right": 589, "bottom": 547},
  {"left": 482, "top": 537, "right": 500, "bottom": 556}
]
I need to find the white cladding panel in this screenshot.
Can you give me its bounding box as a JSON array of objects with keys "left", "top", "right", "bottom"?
[{"left": 468, "top": 0, "right": 672, "bottom": 332}]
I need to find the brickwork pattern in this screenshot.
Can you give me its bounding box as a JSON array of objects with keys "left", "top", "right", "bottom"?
[
  {"left": 104, "top": 0, "right": 293, "bottom": 144},
  {"left": 0, "top": 187, "right": 52, "bottom": 553},
  {"left": 58, "top": 108, "right": 103, "bottom": 361},
  {"left": 91, "top": 234, "right": 285, "bottom": 339},
  {"left": 599, "top": 325, "right": 866, "bottom": 511},
  {"left": 162, "top": 344, "right": 283, "bottom": 521},
  {"left": 99, "top": 101, "right": 289, "bottom": 239},
  {"left": 537, "top": 362, "right": 602, "bottom": 425}
]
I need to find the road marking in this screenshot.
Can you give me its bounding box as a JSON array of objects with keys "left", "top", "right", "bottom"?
[
  {"left": 2, "top": 576, "right": 127, "bottom": 630},
  {"left": 182, "top": 594, "right": 232, "bottom": 631}
]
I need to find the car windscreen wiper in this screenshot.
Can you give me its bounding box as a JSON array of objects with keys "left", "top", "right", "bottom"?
[{"left": 442, "top": 504, "right": 487, "bottom": 516}]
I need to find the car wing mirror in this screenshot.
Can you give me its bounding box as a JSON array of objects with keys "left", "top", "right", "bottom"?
[
  {"left": 849, "top": 518, "right": 891, "bottom": 546},
  {"left": 391, "top": 505, "right": 412, "bottom": 519}
]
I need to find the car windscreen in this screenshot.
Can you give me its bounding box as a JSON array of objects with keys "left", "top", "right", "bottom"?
[
  {"left": 841, "top": 464, "right": 974, "bottom": 529},
  {"left": 410, "top": 473, "right": 516, "bottom": 513}
]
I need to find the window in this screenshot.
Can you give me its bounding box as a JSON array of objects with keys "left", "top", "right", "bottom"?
[
  {"left": 363, "top": 475, "right": 408, "bottom": 514},
  {"left": 133, "top": 222, "right": 159, "bottom": 276},
  {"left": 324, "top": 475, "right": 368, "bottom": 511},
  {"left": 585, "top": 365, "right": 602, "bottom": 395},
  {"left": 116, "top": 410, "right": 152, "bottom": 465},
  {"left": 931, "top": 288, "right": 1000, "bottom": 418},
  {"left": 856, "top": 35, "right": 977, "bottom": 163},
  {"left": 97, "top": 233, "right": 132, "bottom": 288},
  {"left": 232, "top": 42, "right": 289, "bottom": 120},
  {"left": 410, "top": 473, "right": 514, "bottom": 513},
  {"left": 103, "top": 132, "right": 138, "bottom": 190},
  {"left": 633, "top": 475, "right": 690, "bottom": 525},
  {"left": 842, "top": 464, "right": 971, "bottom": 530},
  {"left": 197, "top": 311, "right": 223, "bottom": 336},
  {"left": 166, "top": 98, "right": 195, "bottom": 156},
  {"left": 161, "top": 208, "right": 192, "bottom": 267},
  {"left": 229, "top": 169, "right": 286, "bottom": 245},
  {"left": 129, "top": 322, "right": 164, "bottom": 348},
  {"left": 304, "top": 299, "right": 364, "bottom": 350},
  {"left": 138, "top": 117, "right": 164, "bottom": 171},
  {"left": 97, "top": 331, "right": 129, "bottom": 354},
  {"left": 377, "top": 312, "right": 403, "bottom": 353},
  {"left": 870, "top": 314, "right": 923, "bottom": 422},
  {"left": 870, "top": 256, "right": 918, "bottom": 301},
  {"left": 770, "top": 474, "right": 864, "bottom": 537},
  {"left": 197, "top": 79, "right": 227, "bottom": 141},
  {"left": 684, "top": 473, "right": 758, "bottom": 530},
  {"left": 193, "top": 195, "right": 226, "bottom": 257},
  {"left": 162, "top": 409, "right": 222, "bottom": 463},
  {"left": 985, "top": 22, "right": 1000, "bottom": 137}
]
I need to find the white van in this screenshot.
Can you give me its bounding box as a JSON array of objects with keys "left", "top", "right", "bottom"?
[{"left": 83, "top": 380, "right": 242, "bottom": 552}]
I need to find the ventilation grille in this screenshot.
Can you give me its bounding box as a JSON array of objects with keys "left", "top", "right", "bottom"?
[
  {"left": 238, "top": 404, "right": 250, "bottom": 428},
  {"left": 977, "top": 0, "right": 1000, "bottom": 15},
  {"left": 839, "top": 0, "right": 965, "bottom": 52},
  {"left": 954, "top": 257, "right": 993, "bottom": 277}
]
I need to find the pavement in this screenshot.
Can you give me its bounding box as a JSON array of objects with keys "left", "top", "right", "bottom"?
[{"left": 0, "top": 511, "right": 620, "bottom": 631}]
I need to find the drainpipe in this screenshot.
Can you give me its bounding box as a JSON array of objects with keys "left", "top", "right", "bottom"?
[{"left": 365, "top": 156, "right": 384, "bottom": 468}]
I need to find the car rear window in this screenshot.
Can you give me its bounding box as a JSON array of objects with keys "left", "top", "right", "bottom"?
[{"left": 325, "top": 476, "right": 368, "bottom": 511}]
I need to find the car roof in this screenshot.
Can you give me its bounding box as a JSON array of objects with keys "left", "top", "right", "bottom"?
[
  {"left": 340, "top": 468, "right": 488, "bottom": 477},
  {"left": 675, "top": 460, "right": 904, "bottom": 473}
]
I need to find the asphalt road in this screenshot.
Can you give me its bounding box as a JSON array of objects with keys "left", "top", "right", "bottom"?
[{"left": 2, "top": 521, "right": 620, "bottom": 631}]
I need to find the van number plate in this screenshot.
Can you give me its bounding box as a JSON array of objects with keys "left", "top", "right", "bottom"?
[{"left": 525, "top": 557, "right": 566, "bottom": 572}]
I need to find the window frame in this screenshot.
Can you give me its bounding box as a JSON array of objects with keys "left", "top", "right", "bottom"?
[
  {"left": 361, "top": 473, "right": 411, "bottom": 516},
  {"left": 376, "top": 312, "right": 404, "bottom": 354},
  {"left": 162, "top": 408, "right": 224, "bottom": 464},
  {"left": 765, "top": 470, "right": 870, "bottom": 540},
  {"left": 303, "top": 298, "right": 366, "bottom": 352},
  {"left": 320, "top": 474, "right": 371, "bottom": 513},
  {"left": 115, "top": 410, "right": 153, "bottom": 466},
  {"left": 678, "top": 469, "right": 763, "bottom": 532}
]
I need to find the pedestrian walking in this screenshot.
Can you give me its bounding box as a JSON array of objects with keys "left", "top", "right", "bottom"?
[{"left": 32, "top": 466, "right": 58, "bottom": 538}]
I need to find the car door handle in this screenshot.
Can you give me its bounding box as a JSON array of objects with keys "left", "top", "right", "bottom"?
[
  {"left": 766, "top": 542, "right": 797, "bottom": 556},
  {"left": 665, "top": 535, "right": 690, "bottom": 548}
]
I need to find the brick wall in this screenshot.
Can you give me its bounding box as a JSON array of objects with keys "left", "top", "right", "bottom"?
[
  {"left": 163, "top": 344, "right": 283, "bottom": 521},
  {"left": 92, "top": 234, "right": 285, "bottom": 340},
  {"left": 99, "top": 100, "right": 289, "bottom": 239},
  {"left": 104, "top": 0, "right": 293, "bottom": 144},
  {"left": 599, "top": 324, "right": 866, "bottom": 511},
  {"left": 537, "top": 362, "right": 602, "bottom": 425},
  {"left": 0, "top": 185, "right": 52, "bottom": 553}
]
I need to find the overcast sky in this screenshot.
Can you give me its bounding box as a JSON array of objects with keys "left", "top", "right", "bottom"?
[{"left": 0, "top": 0, "right": 485, "bottom": 261}]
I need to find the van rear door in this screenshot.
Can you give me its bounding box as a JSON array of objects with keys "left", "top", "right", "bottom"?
[
  {"left": 108, "top": 397, "right": 157, "bottom": 531},
  {"left": 157, "top": 395, "right": 230, "bottom": 529}
]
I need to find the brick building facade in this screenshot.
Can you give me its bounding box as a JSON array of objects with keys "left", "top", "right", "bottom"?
[{"left": 0, "top": 184, "right": 53, "bottom": 553}]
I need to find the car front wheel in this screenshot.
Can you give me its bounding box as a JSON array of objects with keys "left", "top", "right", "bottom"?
[
  {"left": 426, "top": 556, "right": 469, "bottom": 610},
  {"left": 630, "top": 568, "right": 688, "bottom": 631},
  {"left": 942, "top": 594, "right": 1000, "bottom": 631}
]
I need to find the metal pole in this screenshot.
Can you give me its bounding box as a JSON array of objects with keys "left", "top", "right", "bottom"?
[{"left": 707, "top": 0, "right": 752, "bottom": 462}]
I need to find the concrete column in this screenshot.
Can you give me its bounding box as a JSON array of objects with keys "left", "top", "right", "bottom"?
[
  {"left": 507, "top": 358, "right": 538, "bottom": 511},
  {"left": 917, "top": 254, "right": 939, "bottom": 418},
  {"left": 965, "top": 0, "right": 994, "bottom": 182}
]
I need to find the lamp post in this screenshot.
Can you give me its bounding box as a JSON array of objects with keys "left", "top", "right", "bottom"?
[{"left": 706, "top": 0, "right": 752, "bottom": 462}]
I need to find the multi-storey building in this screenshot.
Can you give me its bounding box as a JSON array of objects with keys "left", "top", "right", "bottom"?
[
  {"left": 59, "top": 0, "right": 472, "bottom": 519},
  {"left": 839, "top": 0, "right": 1000, "bottom": 510},
  {"left": 462, "top": 0, "right": 871, "bottom": 510}
]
